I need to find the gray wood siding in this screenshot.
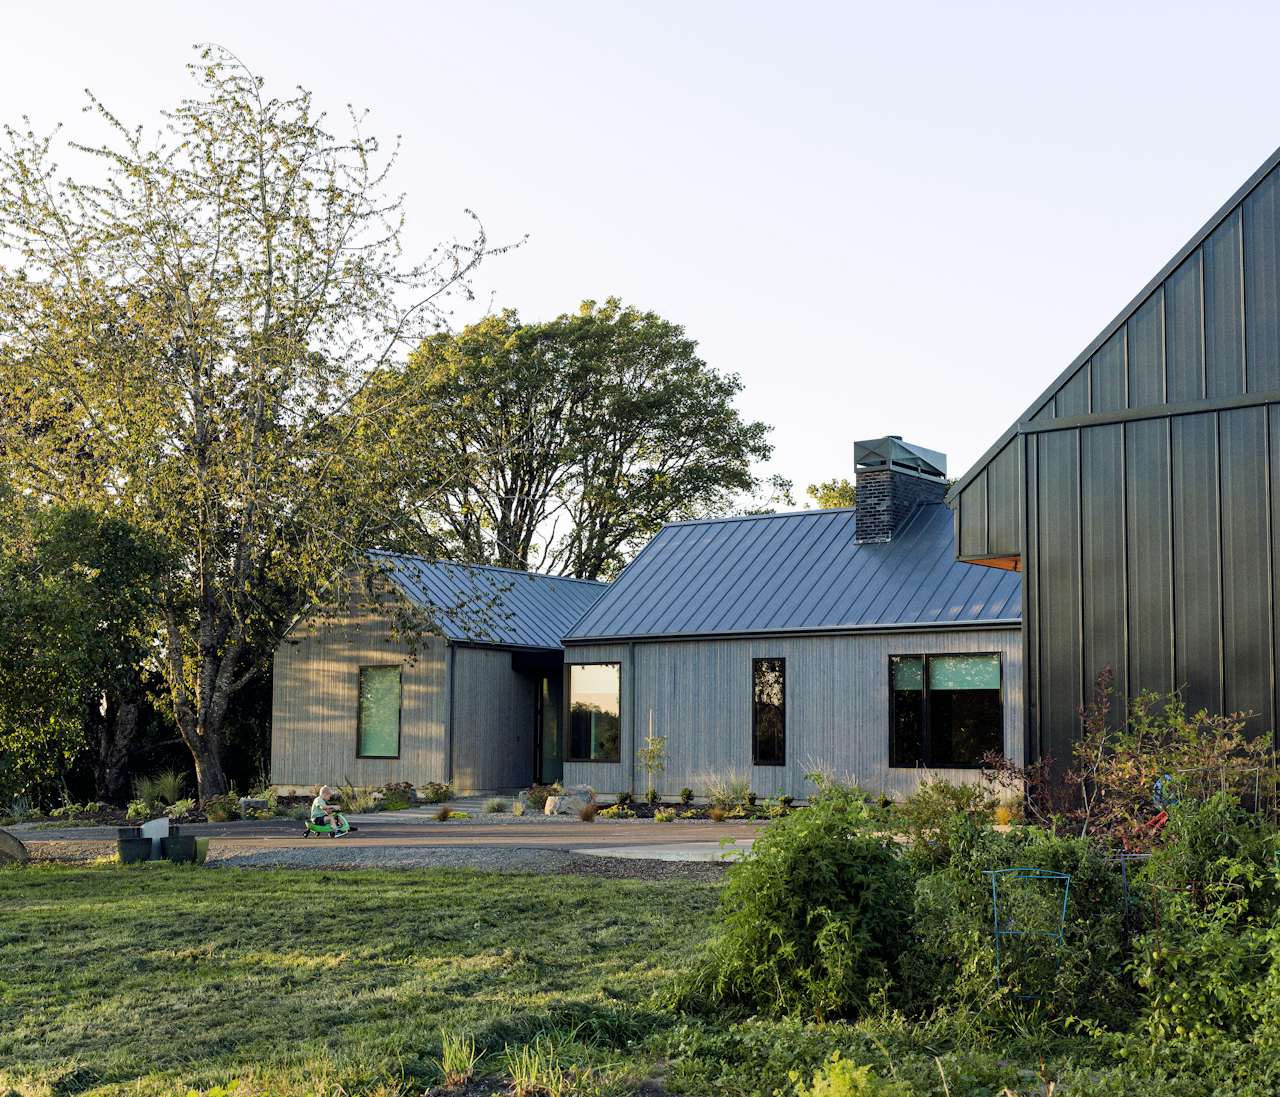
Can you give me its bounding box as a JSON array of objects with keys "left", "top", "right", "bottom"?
[
  {"left": 450, "top": 646, "right": 537, "bottom": 791},
  {"left": 563, "top": 643, "right": 634, "bottom": 794},
  {"left": 271, "top": 604, "right": 448, "bottom": 789},
  {"left": 567, "top": 630, "right": 1021, "bottom": 800}
]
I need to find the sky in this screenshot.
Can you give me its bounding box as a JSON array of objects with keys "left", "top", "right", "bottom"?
[{"left": 3, "top": 1, "right": 1280, "bottom": 495}]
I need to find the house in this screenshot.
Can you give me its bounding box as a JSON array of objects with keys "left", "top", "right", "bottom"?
[
  {"left": 560, "top": 437, "right": 1023, "bottom": 801},
  {"left": 949, "top": 145, "right": 1280, "bottom": 768},
  {"left": 270, "top": 554, "right": 607, "bottom": 794}
]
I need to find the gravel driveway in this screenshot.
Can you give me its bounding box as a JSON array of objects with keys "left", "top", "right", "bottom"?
[{"left": 24, "top": 838, "right": 730, "bottom": 881}]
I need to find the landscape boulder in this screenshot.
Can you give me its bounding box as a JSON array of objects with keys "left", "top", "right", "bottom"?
[
  {"left": 0, "top": 828, "right": 28, "bottom": 864},
  {"left": 544, "top": 785, "right": 596, "bottom": 816}
]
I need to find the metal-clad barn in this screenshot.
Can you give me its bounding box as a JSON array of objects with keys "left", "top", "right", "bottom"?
[
  {"left": 562, "top": 438, "right": 1023, "bottom": 800},
  {"left": 270, "top": 556, "right": 606, "bottom": 794},
  {"left": 949, "top": 145, "right": 1280, "bottom": 769}
]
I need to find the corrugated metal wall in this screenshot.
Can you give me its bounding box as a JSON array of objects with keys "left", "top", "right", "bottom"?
[
  {"left": 565, "top": 628, "right": 1022, "bottom": 799},
  {"left": 952, "top": 152, "right": 1280, "bottom": 765},
  {"left": 270, "top": 605, "right": 449, "bottom": 789}
]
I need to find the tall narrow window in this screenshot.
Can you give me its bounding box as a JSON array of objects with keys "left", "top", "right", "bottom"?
[
  {"left": 752, "top": 658, "right": 786, "bottom": 765},
  {"left": 568, "top": 663, "right": 621, "bottom": 763},
  {"left": 889, "top": 653, "right": 1002, "bottom": 768},
  {"left": 890, "top": 656, "right": 925, "bottom": 767},
  {"left": 357, "top": 665, "right": 402, "bottom": 758}
]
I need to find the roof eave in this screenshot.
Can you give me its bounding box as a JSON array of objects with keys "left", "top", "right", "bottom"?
[{"left": 564, "top": 617, "right": 1023, "bottom": 645}]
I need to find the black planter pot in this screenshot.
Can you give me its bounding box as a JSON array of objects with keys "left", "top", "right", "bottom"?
[
  {"left": 161, "top": 835, "right": 197, "bottom": 864},
  {"left": 117, "top": 837, "right": 152, "bottom": 864},
  {"left": 117, "top": 826, "right": 142, "bottom": 840}
]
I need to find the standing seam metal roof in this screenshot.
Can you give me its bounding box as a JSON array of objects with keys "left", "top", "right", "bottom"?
[
  {"left": 563, "top": 503, "right": 1021, "bottom": 641},
  {"left": 370, "top": 552, "right": 607, "bottom": 650}
]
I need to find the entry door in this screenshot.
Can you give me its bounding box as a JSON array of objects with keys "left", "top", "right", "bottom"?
[{"left": 535, "top": 674, "right": 564, "bottom": 785}]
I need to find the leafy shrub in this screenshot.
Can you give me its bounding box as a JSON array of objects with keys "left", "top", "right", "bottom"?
[
  {"left": 646, "top": 787, "right": 660, "bottom": 806},
  {"left": 655, "top": 807, "right": 676, "bottom": 822},
  {"left": 485, "top": 797, "right": 508, "bottom": 814},
  {"left": 378, "top": 781, "right": 416, "bottom": 810},
  {"left": 910, "top": 818, "right": 1134, "bottom": 1023},
  {"left": 899, "top": 779, "right": 996, "bottom": 866},
  {"left": 599, "top": 803, "right": 634, "bottom": 819},
  {"left": 617, "top": 790, "right": 634, "bottom": 806},
  {"left": 670, "top": 781, "right": 912, "bottom": 1020},
  {"left": 708, "top": 805, "right": 727, "bottom": 822},
  {"left": 125, "top": 798, "right": 152, "bottom": 820},
  {"left": 206, "top": 794, "right": 241, "bottom": 822},
  {"left": 202, "top": 793, "right": 240, "bottom": 822},
  {"left": 419, "top": 781, "right": 453, "bottom": 804},
  {"left": 579, "top": 801, "right": 599, "bottom": 822},
  {"left": 1130, "top": 794, "right": 1280, "bottom": 1040},
  {"left": 680, "top": 787, "right": 694, "bottom": 804},
  {"left": 434, "top": 804, "right": 451, "bottom": 822},
  {"left": 525, "top": 783, "right": 561, "bottom": 811},
  {"left": 679, "top": 809, "right": 698, "bottom": 819},
  {"left": 793, "top": 1053, "right": 913, "bottom": 1097},
  {"left": 512, "top": 800, "right": 526, "bottom": 817},
  {"left": 165, "top": 798, "right": 196, "bottom": 818}
]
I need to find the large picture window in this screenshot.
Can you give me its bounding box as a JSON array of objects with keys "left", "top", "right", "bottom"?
[
  {"left": 752, "top": 658, "right": 786, "bottom": 765},
  {"left": 890, "top": 653, "right": 1001, "bottom": 768},
  {"left": 568, "top": 662, "right": 621, "bottom": 763},
  {"left": 357, "top": 665, "right": 402, "bottom": 758}
]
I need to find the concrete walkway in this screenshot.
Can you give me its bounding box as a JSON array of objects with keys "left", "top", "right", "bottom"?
[{"left": 572, "top": 838, "right": 754, "bottom": 862}]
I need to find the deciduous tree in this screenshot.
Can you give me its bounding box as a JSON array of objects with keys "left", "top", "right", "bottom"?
[
  {"left": 0, "top": 48, "right": 497, "bottom": 796},
  {"left": 398, "top": 298, "right": 773, "bottom": 579}
]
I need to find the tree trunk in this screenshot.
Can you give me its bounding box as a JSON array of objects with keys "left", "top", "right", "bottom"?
[
  {"left": 91, "top": 696, "right": 141, "bottom": 805},
  {"left": 188, "top": 735, "right": 230, "bottom": 800}
]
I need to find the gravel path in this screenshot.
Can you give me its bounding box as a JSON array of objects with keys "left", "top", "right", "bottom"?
[
  {"left": 23, "top": 838, "right": 730, "bottom": 881},
  {"left": 209, "top": 844, "right": 729, "bottom": 880}
]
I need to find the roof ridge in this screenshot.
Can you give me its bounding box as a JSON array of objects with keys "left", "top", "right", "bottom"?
[{"left": 367, "top": 550, "right": 607, "bottom": 586}]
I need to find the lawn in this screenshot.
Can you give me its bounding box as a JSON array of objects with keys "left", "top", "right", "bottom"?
[{"left": 0, "top": 862, "right": 720, "bottom": 1096}]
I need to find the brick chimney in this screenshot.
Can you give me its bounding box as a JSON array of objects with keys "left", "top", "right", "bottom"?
[{"left": 854, "top": 436, "right": 948, "bottom": 543}]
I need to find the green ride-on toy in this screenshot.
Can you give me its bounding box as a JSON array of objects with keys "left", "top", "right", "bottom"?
[{"left": 304, "top": 812, "right": 356, "bottom": 838}]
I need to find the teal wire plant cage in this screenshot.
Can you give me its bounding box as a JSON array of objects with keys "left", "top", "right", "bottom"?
[{"left": 985, "top": 867, "right": 1072, "bottom": 1000}]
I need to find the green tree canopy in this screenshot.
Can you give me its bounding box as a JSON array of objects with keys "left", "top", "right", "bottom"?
[
  {"left": 0, "top": 48, "right": 498, "bottom": 796},
  {"left": 392, "top": 298, "right": 774, "bottom": 579},
  {"left": 806, "top": 478, "right": 857, "bottom": 509},
  {"left": 0, "top": 502, "right": 169, "bottom": 805}
]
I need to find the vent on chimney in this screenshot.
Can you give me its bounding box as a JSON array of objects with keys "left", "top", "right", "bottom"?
[{"left": 853, "top": 436, "right": 947, "bottom": 544}]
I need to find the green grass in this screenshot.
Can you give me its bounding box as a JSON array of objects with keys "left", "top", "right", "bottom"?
[{"left": 0, "top": 863, "right": 720, "bottom": 1096}]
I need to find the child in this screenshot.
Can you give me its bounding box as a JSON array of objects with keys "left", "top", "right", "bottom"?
[{"left": 310, "top": 785, "right": 342, "bottom": 836}]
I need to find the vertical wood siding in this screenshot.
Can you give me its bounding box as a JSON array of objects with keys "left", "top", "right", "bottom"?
[
  {"left": 270, "top": 605, "right": 448, "bottom": 789},
  {"left": 450, "top": 646, "right": 537, "bottom": 791},
  {"left": 566, "top": 629, "right": 1021, "bottom": 800}
]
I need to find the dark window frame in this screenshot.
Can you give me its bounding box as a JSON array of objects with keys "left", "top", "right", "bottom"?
[
  {"left": 751, "top": 657, "right": 787, "bottom": 767},
  {"left": 888, "top": 652, "right": 1003, "bottom": 770},
  {"left": 355, "top": 663, "right": 404, "bottom": 759},
  {"left": 565, "top": 661, "right": 623, "bottom": 764}
]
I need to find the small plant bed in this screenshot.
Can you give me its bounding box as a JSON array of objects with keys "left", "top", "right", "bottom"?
[{"left": 596, "top": 799, "right": 788, "bottom": 822}]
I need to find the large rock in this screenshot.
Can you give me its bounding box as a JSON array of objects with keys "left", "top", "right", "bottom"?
[
  {"left": 544, "top": 785, "right": 596, "bottom": 816},
  {"left": 0, "top": 828, "right": 29, "bottom": 864}
]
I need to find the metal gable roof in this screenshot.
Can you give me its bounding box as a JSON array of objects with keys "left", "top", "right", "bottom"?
[
  {"left": 370, "top": 552, "right": 608, "bottom": 650},
  {"left": 563, "top": 503, "right": 1021, "bottom": 642}
]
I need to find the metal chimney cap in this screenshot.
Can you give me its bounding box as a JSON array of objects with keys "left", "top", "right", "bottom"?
[{"left": 854, "top": 436, "right": 947, "bottom": 480}]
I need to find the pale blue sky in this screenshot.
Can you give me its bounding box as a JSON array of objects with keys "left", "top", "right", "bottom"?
[{"left": 4, "top": 2, "right": 1280, "bottom": 492}]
